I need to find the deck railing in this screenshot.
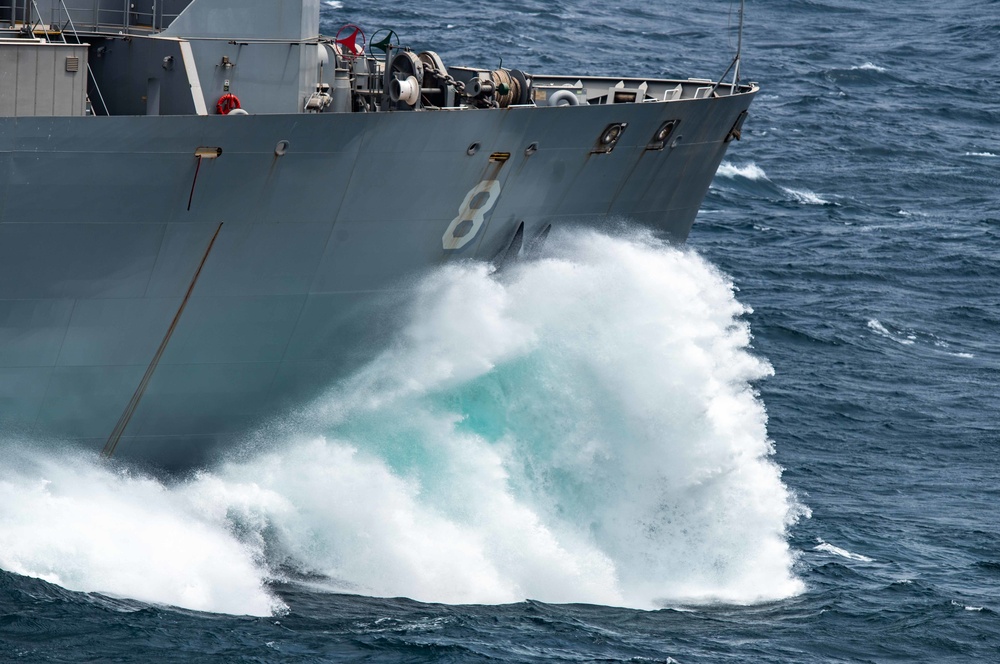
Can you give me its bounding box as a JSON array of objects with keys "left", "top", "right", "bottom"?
[{"left": 1, "top": 1, "right": 183, "bottom": 35}]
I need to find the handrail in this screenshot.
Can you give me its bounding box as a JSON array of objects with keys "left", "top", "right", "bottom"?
[
  {"left": 0, "top": 1, "right": 182, "bottom": 34},
  {"left": 58, "top": 0, "right": 109, "bottom": 115}
]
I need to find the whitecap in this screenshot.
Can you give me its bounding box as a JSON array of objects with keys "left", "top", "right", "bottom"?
[
  {"left": 952, "top": 600, "right": 984, "bottom": 612},
  {"left": 867, "top": 319, "right": 915, "bottom": 346},
  {"left": 851, "top": 62, "right": 886, "bottom": 72},
  {"left": 781, "top": 187, "right": 831, "bottom": 205},
  {"left": 716, "top": 161, "right": 769, "bottom": 181},
  {"left": 814, "top": 539, "right": 874, "bottom": 562},
  {"left": 322, "top": 0, "right": 342, "bottom": 8},
  {"left": 964, "top": 151, "right": 997, "bottom": 157}
]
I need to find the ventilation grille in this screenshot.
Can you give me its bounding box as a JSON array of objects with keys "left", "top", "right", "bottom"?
[{"left": 65, "top": 56, "right": 79, "bottom": 73}]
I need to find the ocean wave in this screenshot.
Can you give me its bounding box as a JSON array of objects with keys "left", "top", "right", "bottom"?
[
  {"left": 824, "top": 61, "right": 893, "bottom": 85},
  {"left": 867, "top": 319, "right": 915, "bottom": 346},
  {"left": 781, "top": 187, "right": 832, "bottom": 205},
  {"left": 714, "top": 163, "right": 831, "bottom": 206},
  {"left": 813, "top": 539, "right": 874, "bottom": 562},
  {"left": 716, "top": 161, "right": 769, "bottom": 181},
  {"left": 952, "top": 600, "right": 985, "bottom": 612},
  {"left": 868, "top": 320, "right": 974, "bottom": 358},
  {"left": 851, "top": 62, "right": 887, "bottom": 72}
]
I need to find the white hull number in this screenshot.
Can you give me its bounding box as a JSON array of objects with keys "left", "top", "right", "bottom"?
[{"left": 442, "top": 179, "right": 501, "bottom": 250}]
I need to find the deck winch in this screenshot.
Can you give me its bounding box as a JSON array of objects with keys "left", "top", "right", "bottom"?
[{"left": 328, "top": 24, "right": 533, "bottom": 112}]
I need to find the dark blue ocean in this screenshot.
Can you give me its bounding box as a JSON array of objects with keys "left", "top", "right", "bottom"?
[{"left": 3, "top": 0, "right": 999, "bottom": 661}]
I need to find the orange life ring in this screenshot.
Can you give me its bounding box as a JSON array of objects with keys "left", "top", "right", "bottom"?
[{"left": 216, "top": 93, "right": 241, "bottom": 115}]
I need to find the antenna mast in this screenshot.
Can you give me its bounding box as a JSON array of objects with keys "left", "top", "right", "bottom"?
[
  {"left": 732, "top": 0, "right": 745, "bottom": 89},
  {"left": 712, "top": 0, "right": 746, "bottom": 95}
]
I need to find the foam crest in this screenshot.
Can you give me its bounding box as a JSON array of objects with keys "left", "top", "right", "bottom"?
[
  {"left": 851, "top": 62, "right": 887, "bottom": 73},
  {"left": 716, "top": 161, "right": 769, "bottom": 181},
  {"left": 781, "top": 187, "right": 832, "bottom": 205},
  {"left": 814, "top": 539, "right": 874, "bottom": 562},
  {"left": 867, "top": 318, "right": 915, "bottom": 346}
]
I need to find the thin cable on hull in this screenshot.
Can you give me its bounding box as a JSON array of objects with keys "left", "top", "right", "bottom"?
[{"left": 102, "top": 222, "right": 224, "bottom": 460}]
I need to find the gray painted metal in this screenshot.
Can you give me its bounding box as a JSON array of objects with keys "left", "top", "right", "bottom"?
[
  {"left": 0, "top": 0, "right": 758, "bottom": 469},
  {"left": 0, "top": 40, "right": 88, "bottom": 115},
  {"left": 163, "top": 0, "right": 319, "bottom": 40}
]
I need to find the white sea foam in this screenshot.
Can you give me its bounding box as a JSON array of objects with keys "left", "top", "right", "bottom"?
[
  {"left": 964, "top": 152, "right": 997, "bottom": 157},
  {"left": 0, "top": 229, "right": 807, "bottom": 613},
  {"left": 852, "top": 62, "right": 886, "bottom": 72},
  {"left": 715, "top": 162, "right": 830, "bottom": 205},
  {"left": 322, "top": 1, "right": 342, "bottom": 9},
  {"left": 0, "top": 448, "right": 283, "bottom": 616},
  {"left": 814, "top": 539, "right": 874, "bottom": 562},
  {"left": 867, "top": 319, "right": 915, "bottom": 346},
  {"left": 781, "top": 187, "right": 831, "bottom": 205},
  {"left": 952, "top": 600, "right": 984, "bottom": 612},
  {"left": 716, "top": 161, "right": 769, "bottom": 181},
  {"left": 869, "top": 320, "right": 974, "bottom": 357}
]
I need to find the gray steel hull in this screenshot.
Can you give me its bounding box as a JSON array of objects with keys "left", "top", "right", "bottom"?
[{"left": 0, "top": 91, "right": 754, "bottom": 467}]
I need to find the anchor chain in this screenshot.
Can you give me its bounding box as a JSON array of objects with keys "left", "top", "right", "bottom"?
[{"left": 423, "top": 65, "right": 466, "bottom": 95}]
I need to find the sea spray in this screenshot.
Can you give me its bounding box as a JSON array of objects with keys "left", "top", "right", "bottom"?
[
  {"left": 0, "top": 228, "right": 806, "bottom": 613},
  {"left": 0, "top": 446, "right": 282, "bottom": 616},
  {"left": 224, "top": 228, "right": 808, "bottom": 606}
]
